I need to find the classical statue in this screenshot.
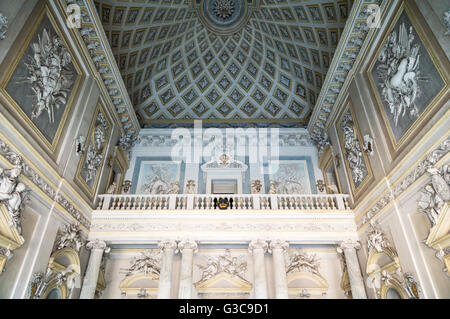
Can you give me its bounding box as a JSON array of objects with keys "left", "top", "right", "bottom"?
[
  {"left": 0, "top": 165, "right": 27, "bottom": 231},
  {"left": 185, "top": 180, "right": 196, "bottom": 194},
  {"left": 106, "top": 181, "right": 117, "bottom": 194},
  {"left": 268, "top": 180, "right": 277, "bottom": 194},
  {"left": 169, "top": 181, "right": 180, "bottom": 194},
  {"left": 251, "top": 180, "right": 262, "bottom": 194}
]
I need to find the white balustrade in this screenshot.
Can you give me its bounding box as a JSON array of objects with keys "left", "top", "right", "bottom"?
[{"left": 97, "top": 193, "right": 351, "bottom": 212}]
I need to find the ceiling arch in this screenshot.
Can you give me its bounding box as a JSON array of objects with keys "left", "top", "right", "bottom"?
[{"left": 94, "top": 0, "right": 353, "bottom": 128}]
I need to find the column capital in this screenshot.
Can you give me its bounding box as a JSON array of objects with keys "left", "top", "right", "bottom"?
[
  {"left": 86, "top": 239, "right": 110, "bottom": 253},
  {"left": 158, "top": 239, "right": 178, "bottom": 251},
  {"left": 178, "top": 240, "right": 198, "bottom": 253},
  {"left": 249, "top": 239, "right": 268, "bottom": 253},
  {"left": 269, "top": 239, "right": 289, "bottom": 253},
  {"left": 338, "top": 238, "right": 361, "bottom": 252}
]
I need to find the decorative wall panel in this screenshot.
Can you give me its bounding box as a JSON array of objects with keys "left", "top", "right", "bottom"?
[
  {"left": 368, "top": 2, "right": 449, "bottom": 151},
  {"left": 75, "top": 103, "right": 112, "bottom": 197},
  {"left": 0, "top": 5, "right": 81, "bottom": 153}
]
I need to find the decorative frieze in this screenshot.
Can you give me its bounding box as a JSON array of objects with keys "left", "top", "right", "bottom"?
[{"left": 91, "top": 221, "right": 356, "bottom": 233}]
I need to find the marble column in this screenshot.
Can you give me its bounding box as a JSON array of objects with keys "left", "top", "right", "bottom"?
[
  {"left": 178, "top": 240, "right": 198, "bottom": 299},
  {"left": 80, "top": 239, "right": 110, "bottom": 299},
  {"left": 157, "top": 239, "right": 178, "bottom": 299},
  {"left": 338, "top": 239, "right": 367, "bottom": 299},
  {"left": 269, "top": 240, "right": 289, "bottom": 299},
  {"left": 249, "top": 239, "right": 268, "bottom": 299}
]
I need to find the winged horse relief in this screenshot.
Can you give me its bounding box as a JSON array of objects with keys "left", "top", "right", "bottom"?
[{"left": 376, "top": 22, "right": 426, "bottom": 126}]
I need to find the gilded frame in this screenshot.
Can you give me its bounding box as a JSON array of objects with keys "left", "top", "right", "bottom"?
[
  {"left": 336, "top": 100, "right": 373, "bottom": 198},
  {"left": 74, "top": 101, "right": 112, "bottom": 198},
  {"left": 0, "top": 4, "right": 83, "bottom": 156},
  {"left": 366, "top": 0, "right": 450, "bottom": 156}
]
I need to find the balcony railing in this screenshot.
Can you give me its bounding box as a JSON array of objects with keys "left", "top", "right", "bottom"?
[{"left": 97, "top": 193, "right": 351, "bottom": 211}]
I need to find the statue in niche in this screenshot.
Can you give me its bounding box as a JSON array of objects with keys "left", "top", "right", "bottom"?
[
  {"left": 251, "top": 180, "right": 262, "bottom": 194},
  {"left": 185, "top": 180, "right": 196, "bottom": 194},
  {"left": 0, "top": 164, "right": 27, "bottom": 232}
]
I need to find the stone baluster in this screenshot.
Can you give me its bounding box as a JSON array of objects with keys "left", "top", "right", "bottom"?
[
  {"left": 80, "top": 239, "right": 110, "bottom": 299},
  {"left": 177, "top": 240, "right": 198, "bottom": 299},
  {"left": 337, "top": 239, "right": 367, "bottom": 299},
  {"left": 249, "top": 239, "right": 269, "bottom": 299},
  {"left": 157, "top": 240, "right": 178, "bottom": 299},
  {"left": 269, "top": 240, "right": 289, "bottom": 299}
]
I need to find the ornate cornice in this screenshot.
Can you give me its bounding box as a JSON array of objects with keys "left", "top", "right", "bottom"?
[
  {"left": 0, "top": 138, "right": 90, "bottom": 229},
  {"left": 308, "top": 0, "right": 387, "bottom": 139},
  {"left": 63, "top": 0, "right": 140, "bottom": 136},
  {"left": 359, "top": 136, "right": 450, "bottom": 228}
]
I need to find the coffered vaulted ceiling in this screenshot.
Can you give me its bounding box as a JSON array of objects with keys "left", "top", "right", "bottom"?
[{"left": 94, "top": 0, "right": 353, "bottom": 128}]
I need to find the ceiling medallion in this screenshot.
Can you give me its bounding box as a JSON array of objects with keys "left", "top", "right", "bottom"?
[
  {"left": 214, "top": 0, "right": 235, "bottom": 19},
  {"left": 193, "top": 0, "right": 259, "bottom": 35}
]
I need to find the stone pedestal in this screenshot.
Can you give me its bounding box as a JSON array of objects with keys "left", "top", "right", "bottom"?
[
  {"left": 157, "top": 239, "right": 177, "bottom": 299},
  {"left": 249, "top": 239, "right": 268, "bottom": 299},
  {"left": 338, "top": 239, "right": 367, "bottom": 299},
  {"left": 269, "top": 240, "right": 289, "bottom": 299},
  {"left": 80, "top": 239, "right": 109, "bottom": 299},
  {"left": 177, "top": 240, "right": 198, "bottom": 299}
]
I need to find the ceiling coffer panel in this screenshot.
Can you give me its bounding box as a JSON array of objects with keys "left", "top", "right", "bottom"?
[{"left": 95, "top": 0, "right": 353, "bottom": 128}]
